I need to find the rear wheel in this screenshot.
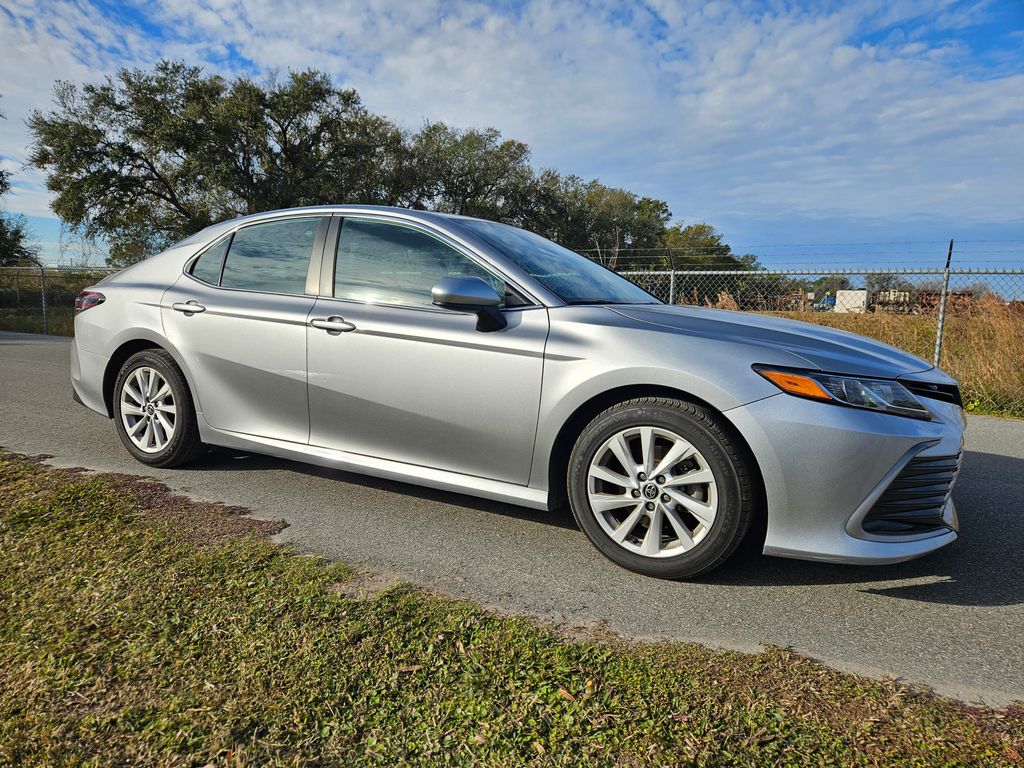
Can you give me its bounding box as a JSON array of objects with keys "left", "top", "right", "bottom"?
[
  {"left": 568, "top": 397, "right": 757, "bottom": 579},
  {"left": 113, "top": 349, "right": 204, "bottom": 467}
]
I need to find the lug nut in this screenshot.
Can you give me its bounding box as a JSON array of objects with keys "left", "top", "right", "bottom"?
[
  {"left": 645, "top": 502, "right": 655, "bottom": 511},
  {"left": 631, "top": 489, "right": 641, "bottom": 498},
  {"left": 661, "top": 494, "right": 670, "bottom": 503},
  {"left": 638, "top": 473, "right": 647, "bottom": 482},
  {"left": 656, "top": 475, "right": 666, "bottom": 484}
]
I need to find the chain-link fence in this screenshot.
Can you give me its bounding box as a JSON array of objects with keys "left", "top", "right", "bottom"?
[
  {"left": 620, "top": 267, "right": 1024, "bottom": 418},
  {"left": 2, "top": 259, "right": 1022, "bottom": 418},
  {"left": 0, "top": 264, "right": 117, "bottom": 336}
]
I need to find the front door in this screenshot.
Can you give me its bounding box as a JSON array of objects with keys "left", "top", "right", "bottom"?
[{"left": 306, "top": 216, "right": 548, "bottom": 484}]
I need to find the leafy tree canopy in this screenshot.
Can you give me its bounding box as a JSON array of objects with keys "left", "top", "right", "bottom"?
[
  {"left": 28, "top": 61, "right": 736, "bottom": 268},
  {"left": 662, "top": 222, "right": 759, "bottom": 270}
]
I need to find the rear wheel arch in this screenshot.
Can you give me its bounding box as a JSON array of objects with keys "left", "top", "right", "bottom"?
[
  {"left": 111, "top": 347, "right": 205, "bottom": 467},
  {"left": 545, "top": 386, "right": 767, "bottom": 547},
  {"left": 102, "top": 338, "right": 197, "bottom": 419}
]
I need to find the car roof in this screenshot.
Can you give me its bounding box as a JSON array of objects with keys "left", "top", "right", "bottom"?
[
  {"left": 176, "top": 205, "right": 472, "bottom": 250},
  {"left": 227, "top": 204, "right": 459, "bottom": 226}
]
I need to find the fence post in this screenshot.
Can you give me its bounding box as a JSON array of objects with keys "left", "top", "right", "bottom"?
[
  {"left": 668, "top": 250, "right": 676, "bottom": 305},
  {"left": 27, "top": 256, "right": 48, "bottom": 335},
  {"left": 932, "top": 239, "right": 954, "bottom": 367}
]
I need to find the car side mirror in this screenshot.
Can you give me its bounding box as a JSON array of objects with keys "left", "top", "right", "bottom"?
[{"left": 431, "top": 276, "right": 507, "bottom": 331}]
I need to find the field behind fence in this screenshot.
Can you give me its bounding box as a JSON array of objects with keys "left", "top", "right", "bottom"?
[
  {"left": 2, "top": 258, "right": 1023, "bottom": 418},
  {"left": 622, "top": 267, "right": 1024, "bottom": 417}
]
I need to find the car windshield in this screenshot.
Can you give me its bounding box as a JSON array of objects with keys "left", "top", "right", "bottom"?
[{"left": 455, "top": 218, "right": 660, "bottom": 305}]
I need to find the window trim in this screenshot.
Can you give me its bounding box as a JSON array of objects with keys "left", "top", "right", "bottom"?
[
  {"left": 182, "top": 215, "right": 331, "bottom": 298},
  {"left": 322, "top": 214, "right": 540, "bottom": 312}
]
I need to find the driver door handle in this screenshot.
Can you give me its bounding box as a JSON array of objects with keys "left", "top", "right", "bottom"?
[
  {"left": 310, "top": 316, "right": 357, "bottom": 333},
  {"left": 172, "top": 301, "right": 206, "bottom": 314}
]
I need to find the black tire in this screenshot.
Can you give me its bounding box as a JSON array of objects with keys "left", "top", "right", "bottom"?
[
  {"left": 567, "top": 397, "right": 758, "bottom": 579},
  {"left": 112, "top": 348, "right": 205, "bottom": 468}
]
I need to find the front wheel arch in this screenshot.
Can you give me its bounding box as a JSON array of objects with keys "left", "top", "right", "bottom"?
[{"left": 546, "top": 386, "right": 767, "bottom": 549}]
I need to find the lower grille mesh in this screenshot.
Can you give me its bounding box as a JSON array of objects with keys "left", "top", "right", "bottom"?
[{"left": 862, "top": 453, "right": 961, "bottom": 535}]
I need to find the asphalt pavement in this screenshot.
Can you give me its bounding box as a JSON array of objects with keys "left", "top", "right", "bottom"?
[{"left": 2, "top": 331, "right": 1022, "bottom": 706}]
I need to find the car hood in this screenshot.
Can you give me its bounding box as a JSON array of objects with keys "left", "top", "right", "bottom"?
[{"left": 610, "top": 304, "right": 935, "bottom": 379}]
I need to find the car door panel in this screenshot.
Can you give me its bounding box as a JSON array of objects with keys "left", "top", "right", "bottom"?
[
  {"left": 162, "top": 277, "right": 315, "bottom": 443},
  {"left": 307, "top": 300, "right": 548, "bottom": 484}
]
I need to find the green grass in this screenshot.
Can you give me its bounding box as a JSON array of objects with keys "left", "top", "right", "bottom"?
[{"left": 0, "top": 451, "right": 1021, "bottom": 766}]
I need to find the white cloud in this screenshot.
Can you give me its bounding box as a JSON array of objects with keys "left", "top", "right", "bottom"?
[{"left": 1, "top": 0, "right": 1021, "bottom": 243}]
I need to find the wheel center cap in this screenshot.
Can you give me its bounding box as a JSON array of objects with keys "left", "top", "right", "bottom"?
[
  {"left": 146, "top": 404, "right": 155, "bottom": 416},
  {"left": 642, "top": 483, "right": 659, "bottom": 500}
]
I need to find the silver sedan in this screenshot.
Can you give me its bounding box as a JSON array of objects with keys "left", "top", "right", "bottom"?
[{"left": 71, "top": 206, "right": 964, "bottom": 578}]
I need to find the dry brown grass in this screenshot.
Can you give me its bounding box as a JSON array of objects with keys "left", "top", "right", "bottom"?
[{"left": 774, "top": 297, "right": 1024, "bottom": 417}]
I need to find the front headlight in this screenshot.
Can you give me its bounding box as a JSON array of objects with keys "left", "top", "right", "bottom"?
[{"left": 753, "top": 365, "right": 932, "bottom": 420}]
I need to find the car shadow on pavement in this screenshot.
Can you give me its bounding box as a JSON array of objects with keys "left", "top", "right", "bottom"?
[
  {"left": 193, "top": 447, "right": 581, "bottom": 531},
  {"left": 191, "top": 447, "right": 1022, "bottom": 606},
  {"left": 704, "top": 450, "right": 1024, "bottom": 608}
]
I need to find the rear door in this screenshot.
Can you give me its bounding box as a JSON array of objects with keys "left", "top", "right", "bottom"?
[
  {"left": 306, "top": 215, "right": 549, "bottom": 484},
  {"left": 162, "top": 216, "right": 329, "bottom": 444}
]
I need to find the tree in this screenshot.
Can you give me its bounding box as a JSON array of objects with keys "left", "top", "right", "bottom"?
[
  {"left": 0, "top": 102, "right": 40, "bottom": 266},
  {"left": 865, "top": 272, "right": 914, "bottom": 297},
  {"left": 29, "top": 60, "right": 740, "bottom": 270},
  {"left": 582, "top": 187, "right": 669, "bottom": 270},
  {"left": 661, "top": 222, "right": 756, "bottom": 269},
  {"left": 514, "top": 171, "right": 670, "bottom": 269},
  {"left": 661, "top": 222, "right": 761, "bottom": 305},
  {"left": 401, "top": 123, "right": 534, "bottom": 219},
  {"left": 0, "top": 214, "right": 37, "bottom": 267},
  {"left": 29, "top": 62, "right": 403, "bottom": 266}
]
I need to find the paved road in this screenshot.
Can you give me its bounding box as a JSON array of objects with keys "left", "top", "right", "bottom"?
[{"left": 2, "top": 332, "right": 1022, "bottom": 706}]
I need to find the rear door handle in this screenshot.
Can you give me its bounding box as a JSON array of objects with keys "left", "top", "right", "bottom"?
[
  {"left": 310, "top": 316, "right": 357, "bottom": 333},
  {"left": 172, "top": 301, "right": 206, "bottom": 314}
]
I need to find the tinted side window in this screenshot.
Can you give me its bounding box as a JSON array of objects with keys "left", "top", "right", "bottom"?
[
  {"left": 334, "top": 218, "right": 504, "bottom": 308},
  {"left": 190, "top": 235, "right": 231, "bottom": 284},
  {"left": 220, "top": 217, "right": 323, "bottom": 294}
]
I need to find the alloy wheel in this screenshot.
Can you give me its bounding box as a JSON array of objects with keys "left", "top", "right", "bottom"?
[
  {"left": 120, "top": 366, "right": 177, "bottom": 453},
  {"left": 587, "top": 426, "right": 719, "bottom": 558}
]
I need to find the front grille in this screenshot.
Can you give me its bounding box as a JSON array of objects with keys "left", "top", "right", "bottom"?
[
  {"left": 862, "top": 453, "right": 961, "bottom": 535},
  {"left": 901, "top": 380, "right": 963, "bottom": 408}
]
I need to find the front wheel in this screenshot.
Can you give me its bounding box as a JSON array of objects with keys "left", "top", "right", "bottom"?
[
  {"left": 568, "top": 397, "right": 757, "bottom": 579},
  {"left": 112, "top": 349, "right": 205, "bottom": 467}
]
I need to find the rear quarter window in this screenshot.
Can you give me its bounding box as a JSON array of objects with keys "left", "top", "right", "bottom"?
[{"left": 190, "top": 236, "right": 231, "bottom": 284}]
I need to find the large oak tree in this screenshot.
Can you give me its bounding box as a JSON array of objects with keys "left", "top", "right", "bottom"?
[{"left": 28, "top": 60, "right": 740, "bottom": 269}]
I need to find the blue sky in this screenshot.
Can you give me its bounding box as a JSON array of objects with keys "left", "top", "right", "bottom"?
[{"left": 1, "top": 0, "right": 1022, "bottom": 267}]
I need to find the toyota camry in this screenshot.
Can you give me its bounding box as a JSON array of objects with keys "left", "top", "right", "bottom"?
[{"left": 71, "top": 206, "right": 964, "bottom": 578}]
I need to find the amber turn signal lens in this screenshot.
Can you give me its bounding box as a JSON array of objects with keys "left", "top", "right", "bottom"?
[{"left": 756, "top": 369, "right": 833, "bottom": 400}]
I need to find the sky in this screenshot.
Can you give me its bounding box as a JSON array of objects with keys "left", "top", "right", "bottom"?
[{"left": 0, "top": 0, "right": 1022, "bottom": 267}]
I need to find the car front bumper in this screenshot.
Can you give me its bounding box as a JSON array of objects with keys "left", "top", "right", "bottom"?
[{"left": 725, "top": 391, "right": 964, "bottom": 565}]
